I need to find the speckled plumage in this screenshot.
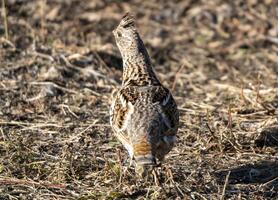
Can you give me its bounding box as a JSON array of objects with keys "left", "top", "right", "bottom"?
[{"left": 110, "top": 13, "right": 179, "bottom": 174}]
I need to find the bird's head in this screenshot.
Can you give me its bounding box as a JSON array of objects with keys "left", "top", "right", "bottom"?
[{"left": 113, "top": 13, "right": 140, "bottom": 57}]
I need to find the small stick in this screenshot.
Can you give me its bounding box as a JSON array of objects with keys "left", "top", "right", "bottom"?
[
  {"left": 240, "top": 84, "right": 247, "bottom": 104},
  {"left": 261, "top": 176, "right": 278, "bottom": 187},
  {"left": 167, "top": 167, "right": 186, "bottom": 196},
  {"left": 255, "top": 73, "right": 262, "bottom": 103},
  {"left": 227, "top": 105, "right": 233, "bottom": 134},
  {"left": 171, "top": 64, "right": 184, "bottom": 91},
  {"left": 206, "top": 109, "right": 216, "bottom": 138},
  {"left": 39, "top": 0, "right": 46, "bottom": 40},
  {"left": 152, "top": 169, "right": 160, "bottom": 186},
  {"left": 2, "top": 0, "right": 8, "bottom": 40},
  {"left": 0, "top": 177, "right": 67, "bottom": 189},
  {"left": 220, "top": 171, "right": 231, "bottom": 200},
  {"left": 116, "top": 149, "right": 123, "bottom": 184}
]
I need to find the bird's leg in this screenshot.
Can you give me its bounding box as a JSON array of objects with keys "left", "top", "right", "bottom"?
[
  {"left": 124, "top": 156, "right": 139, "bottom": 179},
  {"left": 122, "top": 156, "right": 129, "bottom": 166},
  {"left": 122, "top": 156, "right": 135, "bottom": 167},
  {"left": 122, "top": 156, "right": 135, "bottom": 179},
  {"left": 122, "top": 158, "right": 128, "bottom": 179},
  {"left": 129, "top": 157, "right": 135, "bottom": 168}
]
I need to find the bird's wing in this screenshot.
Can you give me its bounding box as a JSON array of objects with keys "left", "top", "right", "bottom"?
[
  {"left": 110, "top": 87, "right": 137, "bottom": 132},
  {"left": 110, "top": 87, "right": 138, "bottom": 157},
  {"left": 151, "top": 86, "right": 179, "bottom": 136}
]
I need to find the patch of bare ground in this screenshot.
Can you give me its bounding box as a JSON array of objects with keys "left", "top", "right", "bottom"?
[{"left": 0, "top": 0, "right": 277, "bottom": 199}]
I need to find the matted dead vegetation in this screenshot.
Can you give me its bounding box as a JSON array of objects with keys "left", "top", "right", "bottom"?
[{"left": 0, "top": 0, "right": 277, "bottom": 199}]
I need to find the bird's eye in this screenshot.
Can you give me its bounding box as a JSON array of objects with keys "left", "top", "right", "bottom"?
[{"left": 117, "top": 32, "right": 122, "bottom": 37}]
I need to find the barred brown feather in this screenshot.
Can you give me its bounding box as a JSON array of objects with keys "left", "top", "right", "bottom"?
[{"left": 110, "top": 13, "right": 179, "bottom": 176}]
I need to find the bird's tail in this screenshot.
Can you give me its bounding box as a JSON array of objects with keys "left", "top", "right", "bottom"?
[
  {"left": 133, "top": 141, "right": 156, "bottom": 176},
  {"left": 133, "top": 141, "right": 156, "bottom": 166}
]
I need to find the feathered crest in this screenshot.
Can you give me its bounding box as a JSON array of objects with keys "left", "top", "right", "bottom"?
[{"left": 119, "top": 12, "right": 135, "bottom": 29}]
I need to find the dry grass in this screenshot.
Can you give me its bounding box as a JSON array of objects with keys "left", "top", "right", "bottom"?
[{"left": 0, "top": 0, "right": 278, "bottom": 199}]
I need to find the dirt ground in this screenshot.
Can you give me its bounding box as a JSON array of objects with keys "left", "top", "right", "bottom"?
[{"left": 0, "top": 0, "right": 278, "bottom": 199}]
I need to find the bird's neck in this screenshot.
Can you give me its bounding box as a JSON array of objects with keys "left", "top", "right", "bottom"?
[{"left": 121, "top": 46, "right": 160, "bottom": 86}]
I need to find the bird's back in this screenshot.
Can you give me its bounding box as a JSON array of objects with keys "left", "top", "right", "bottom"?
[{"left": 110, "top": 84, "right": 179, "bottom": 166}]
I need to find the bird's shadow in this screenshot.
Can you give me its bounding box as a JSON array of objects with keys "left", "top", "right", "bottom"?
[
  {"left": 214, "top": 126, "right": 278, "bottom": 188},
  {"left": 214, "top": 160, "right": 278, "bottom": 186}
]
